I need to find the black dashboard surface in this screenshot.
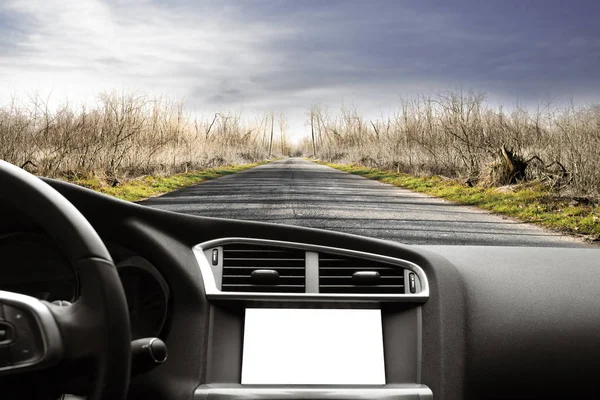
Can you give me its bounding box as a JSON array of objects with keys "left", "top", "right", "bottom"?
[
  {"left": 2, "top": 178, "right": 600, "bottom": 400},
  {"left": 0, "top": 232, "right": 77, "bottom": 302},
  {"left": 419, "top": 245, "right": 600, "bottom": 399}
]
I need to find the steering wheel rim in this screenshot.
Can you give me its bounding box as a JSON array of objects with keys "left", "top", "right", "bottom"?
[{"left": 0, "top": 160, "right": 131, "bottom": 400}]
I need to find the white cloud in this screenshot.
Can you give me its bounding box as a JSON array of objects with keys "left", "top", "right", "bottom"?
[
  {"left": 1, "top": 0, "right": 599, "bottom": 139},
  {"left": 0, "top": 0, "right": 291, "bottom": 108}
]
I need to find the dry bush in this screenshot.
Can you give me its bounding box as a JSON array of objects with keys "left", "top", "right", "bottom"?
[
  {"left": 304, "top": 91, "right": 600, "bottom": 196},
  {"left": 0, "top": 91, "right": 290, "bottom": 181}
]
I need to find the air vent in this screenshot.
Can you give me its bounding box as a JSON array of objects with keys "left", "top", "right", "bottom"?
[
  {"left": 319, "top": 253, "right": 405, "bottom": 294},
  {"left": 221, "top": 244, "right": 305, "bottom": 292}
]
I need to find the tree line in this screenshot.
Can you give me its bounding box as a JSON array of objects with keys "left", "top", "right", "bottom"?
[
  {"left": 302, "top": 91, "right": 600, "bottom": 196},
  {"left": 0, "top": 91, "right": 291, "bottom": 180},
  {"left": 2, "top": 89, "right": 599, "bottom": 197}
]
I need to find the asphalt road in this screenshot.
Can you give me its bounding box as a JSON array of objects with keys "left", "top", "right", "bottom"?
[{"left": 141, "top": 158, "right": 587, "bottom": 247}]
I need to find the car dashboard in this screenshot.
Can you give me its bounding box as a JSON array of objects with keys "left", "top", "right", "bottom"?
[
  {"left": 0, "top": 232, "right": 169, "bottom": 342},
  {"left": 1, "top": 177, "right": 600, "bottom": 400}
]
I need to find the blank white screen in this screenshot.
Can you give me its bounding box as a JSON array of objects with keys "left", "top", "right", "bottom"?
[{"left": 241, "top": 308, "right": 386, "bottom": 385}]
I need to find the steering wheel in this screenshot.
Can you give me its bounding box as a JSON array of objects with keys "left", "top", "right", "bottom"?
[{"left": 0, "top": 160, "right": 131, "bottom": 399}]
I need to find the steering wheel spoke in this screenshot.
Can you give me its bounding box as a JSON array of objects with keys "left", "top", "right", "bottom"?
[
  {"left": 0, "top": 290, "right": 63, "bottom": 374},
  {"left": 47, "top": 257, "right": 132, "bottom": 362}
]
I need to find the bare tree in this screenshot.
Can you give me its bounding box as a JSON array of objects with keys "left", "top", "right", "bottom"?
[
  {"left": 268, "top": 112, "right": 274, "bottom": 158},
  {"left": 298, "top": 90, "right": 600, "bottom": 195},
  {"left": 205, "top": 113, "right": 220, "bottom": 140},
  {"left": 0, "top": 90, "right": 278, "bottom": 179},
  {"left": 310, "top": 106, "right": 317, "bottom": 157},
  {"left": 278, "top": 112, "right": 288, "bottom": 155}
]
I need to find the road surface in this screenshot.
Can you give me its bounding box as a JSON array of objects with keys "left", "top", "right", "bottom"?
[{"left": 141, "top": 158, "right": 587, "bottom": 247}]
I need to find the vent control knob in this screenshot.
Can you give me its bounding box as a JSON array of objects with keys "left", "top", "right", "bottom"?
[
  {"left": 409, "top": 273, "right": 416, "bottom": 293},
  {"left": 251, "top": 269, "right": 280, "bottom": 284},
  {"left": 352, "top": 271, "right": 380, "bottom": 285}
]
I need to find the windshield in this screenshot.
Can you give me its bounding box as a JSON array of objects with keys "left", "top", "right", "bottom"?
[{"left": 1, "top": 0, "right": 598, "bottom": 247}]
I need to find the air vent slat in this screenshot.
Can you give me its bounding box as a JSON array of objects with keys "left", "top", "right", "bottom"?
[
  {"left": 223, "top": 267, "right": 304, "bottom": 275},
  {"left": 222, "top": 284, "right": 305, "bottom": 288},
  {"left": 223, "top": 259, "right": 304, "bottom": 268},
  {"left": 318, "top": 253, "right": 405, "bottom": 294},
  {"left": 222, "top": 284, "right": 304, "bottom": 293},
  {"left": 319, "top": 286, "right": 405, "bottom": 294},
  {"left": 321, "top": 270, "right": 403, "bottom": 276},
  {"left": 321, "top": 277, "right": 403, "bottom": 281},
  {"left": 321, "top": 285, "right": 405, "bottom": 288},
  {"left": 220, "top": 243, "right": 305, "bottom": 293},
  {"left": 223, "top": 277, "right": 305, "bottom": 285}
]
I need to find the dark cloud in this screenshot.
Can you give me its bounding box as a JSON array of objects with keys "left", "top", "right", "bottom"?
[{"left": 220, "top": 0, "right": 600, "bottom": 103}]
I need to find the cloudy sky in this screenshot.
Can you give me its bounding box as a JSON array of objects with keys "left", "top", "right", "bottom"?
[{"left": 1, "top": 0, "right": 599, "bottom": 137}]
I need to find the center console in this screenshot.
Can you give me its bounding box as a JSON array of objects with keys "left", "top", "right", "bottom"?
[{"left": 193, "top": 238, "right": 433, "bottom": 400}]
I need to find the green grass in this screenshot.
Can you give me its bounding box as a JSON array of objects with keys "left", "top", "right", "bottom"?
[
  {"left": 66, "top": 163, "right": 263, "bottom": 202},
  {"left": 320, "top": 162, "right": 600, "bottom": 241}
]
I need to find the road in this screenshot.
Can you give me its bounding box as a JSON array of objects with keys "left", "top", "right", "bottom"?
[{"left": 141, "top": 158, "right": 587, "bottom": 247}]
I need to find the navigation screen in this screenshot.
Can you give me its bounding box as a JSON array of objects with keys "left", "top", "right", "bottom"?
[{"left": 241, "top": 308, "right": 386, "bottom": 385}]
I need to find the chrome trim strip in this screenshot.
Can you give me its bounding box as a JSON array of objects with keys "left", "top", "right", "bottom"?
[
  {"left": 415, "top": 306, "right": 423, "bottom": 383},
  {"left": 194, "top": 384, "right": 433, "bottom": 400},
  {"left": 192, "top": 238, "right": 429, "bottom": 302},
  {"left": 305, "top": 252, "right": 319, "bottom": 293}
]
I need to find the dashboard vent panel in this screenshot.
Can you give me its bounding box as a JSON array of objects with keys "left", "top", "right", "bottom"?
[
  {"left": 319, "top": 253, "right": 405, "bottom": 294},
  {"left": 221, "top": 243, "right": 305, "bottom": 292}
]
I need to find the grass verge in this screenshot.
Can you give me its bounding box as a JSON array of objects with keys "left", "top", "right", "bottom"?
[
  {"left": 319, "top": 162, "right": 600, "bottom": 241},
  {"left": 65, "top": 163, "right": 263, "bottom": 202}
]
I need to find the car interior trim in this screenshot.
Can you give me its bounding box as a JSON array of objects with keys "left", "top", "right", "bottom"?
[
  {"left": 193, "top": 237, "right": 429, "bottom": 301},
  {"left": 305, "top": 251, "right": 319, "bottom": 293},
  {"left": 194, "top": 384, "right": 433, "bottom": 400}
]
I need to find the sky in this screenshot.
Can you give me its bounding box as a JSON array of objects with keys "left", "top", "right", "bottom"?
[{"left": 1, "top": 0, "right": 600, "bottom": 139}]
